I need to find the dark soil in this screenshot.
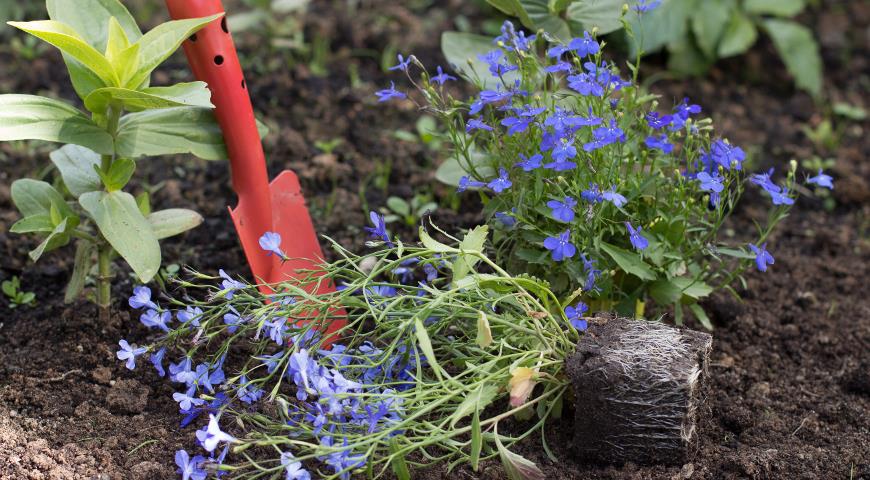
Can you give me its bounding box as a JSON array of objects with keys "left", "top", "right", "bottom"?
[{"left": 1, "top": 0, "right": 868, "bottom": 478}]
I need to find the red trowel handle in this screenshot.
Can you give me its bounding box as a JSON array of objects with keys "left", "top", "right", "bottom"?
[{"left": 166, "top": 0, "right": 274, "bottom": 280}]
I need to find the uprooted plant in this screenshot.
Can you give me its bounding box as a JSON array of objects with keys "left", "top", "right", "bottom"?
[
  {"left": 0, "top": 0, "right": 231, "bottom": 318},
  {"left": 118, "top": 225, "right": 583, "bottom": 479}
]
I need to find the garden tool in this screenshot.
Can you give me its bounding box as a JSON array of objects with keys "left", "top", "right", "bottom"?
[{"left": 165, "top": 0, "right": 345, "bottom": 338}]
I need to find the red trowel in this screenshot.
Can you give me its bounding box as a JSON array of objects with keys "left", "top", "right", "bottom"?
[{"left": 165, "top": 0, "right": 345, "bottom": 339}]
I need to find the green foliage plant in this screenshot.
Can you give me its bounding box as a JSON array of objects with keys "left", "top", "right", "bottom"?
[
  {"left": 2, "top": 276, "right": 37, "bottom": 308},
  {"left": 0, "top": 0, "right": 229, "bottom": 319}
]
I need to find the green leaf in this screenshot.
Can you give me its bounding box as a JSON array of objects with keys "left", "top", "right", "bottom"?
[
  {"left": 744, "top": 0, "right": 805, "bottom": 17},
  {"left": 566, "top": 0, "right": 625, "bottom": 36},
  {"left": 476, "top": 310, "right": 494, "bottom": 348},
  {"left": 626, "top": 0, "right": 692, "bottom": 56},
  {"left": 65, "top": 240, "right": 95, "bottom": 303},
  {"left": 762, "top": 19, "right": 822, "bottom": 96},
  {"left": 136, "top": 191, "right": 152, "bottom": 216},
  {"left": 387, "top": 197, "right": 411, "bottom": 217},
  {"left": 389, "top": 437, "right": 411, "bottom": 480},
  {"left": 8, "top": 20, "right": 119, "bottom": 87},
  {"left": 436, "top": 148, "right": 494, "bottom": 187},
  {"left": 495, "top": 429, "right": 545, "bottom": 480},
  {"left": 147, "top": 209, "right": 204, "bottom": 239},
  {"left": 441, "top": 32, "right": 520, "bottom": 90},
  {"left": 10, "top": 214, "right": 55, "bottom": 234},
  {"left": 451, "top": 383, "right": 499, "bottom": 428},
  {"left": 717, "top": 10, "right": 758, "bottom": 57},
  {"left": 524, "top": 0, "right": 571, "bottom": 40},
  {"left": 691, "top": 0, "right": 734, "bottom": 58},
  {"left": 452, "top": 225, "right": 489, "bottom": 283},
  {"left": 105, "top": 17, "right": 132, "bottom": 60},
  {"left": 470, "top": 410, "right": 483, "bottom": 471},
  {"left": 419, "top": 227, "right": 455, "bottom": 253},
  {"left": 666, "top": 35, "right": 711, "bottom": 75},
  {"left": 84, "top": 82, "right": 214, "bottom": 114},
  {"left": 0, "top": 95, "right": 114, "bottom": 154},
  {"left": 125, "top": 14, "right": 224, "bottom": 89},
  {"left": 115, "top": 107, "right": 228, "bottom": 160},
  {"left": 715, "top": 246, "right": 756, "bottom": 259},
  {"left": 649, "top": 276, "right": 712, "bottom": 304},
  {"left": 79, "top": 191, "right": 160, "bottom": 282},
  {"left": 688, "top": 303, "right": 713, "bottom": 330},
  {"left": 600, "top": 242, "right": 657, "bottom": 281},
  {"left": 49, "top": 145, "right": 102, "bottom": 198},
  {"left": 29, "top": 218, "right": 71, "bottom": 261},
  {"left": 97, "top": 157, "right": 135, "bottom": 191},
  {"left": 487, "top": 0, "right": 535, "bottom": 28},
  {"left": 414, "top": 317, "right": 442, "bottom": 381},
  {"left": 10, "top": 179, "right": 74, "bottom": 218}
]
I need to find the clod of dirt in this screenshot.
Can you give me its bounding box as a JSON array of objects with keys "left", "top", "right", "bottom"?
[
  {"left": 91, "top": 366, "right": 112, "bottom": 385},
  {"left": 105, "top": 378, "right": 150, "bottom": 414},
  {"left": 566, "top": 316, "right": 713, "bottom": 466},
  {"left": 130, "top": 461, "right": 173, "bottom": 480}
]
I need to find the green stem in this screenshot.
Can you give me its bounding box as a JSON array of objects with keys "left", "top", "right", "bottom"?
[{"left": 97, "top": 243, "right": 112, "bottom": 321}]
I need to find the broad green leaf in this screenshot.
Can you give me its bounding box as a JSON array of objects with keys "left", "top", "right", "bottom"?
[
  {"left": 105, "top": 17, "right": 131, "bottom": 61},
  {"left": 627, "top": 0, "right": 692, "bottom": 56},
  {"left": 147, "top": 209, "right": 204, "bottom": 239},
  {"left": 65, "top": 240, "right": 95, "bottom": 303},
  {"left": 488, "top": 0, "right": 535, "bottom": 28},
  {"left": 649, "top": 276, "right": 712, "bottom": 304},
  {"left": 441, "top": 32, "right": 520, "bottom": 90},
  {"left": 10, "top": 214, "right": 55, "bottom": 234},
  {"left": 125, "top": 14, "right": 224, "bottom": 89},
  {"left": 387, "top": 197, "right": 411, "bottom": 217},
  {"left": 8, "top": 20, "right": 119, "bottom": 87},
  {"left": 47, "top": 0, "right": 142, "bottom": 97},
  {"left": 419, "top": 227, "right": 455, "bottom": 253},
  {"left": 97, "top": 157, "right": 136, "bottom": 191},
  {"left": 49, "top": 145, "right": 102, "bottom": 198},
  {"left": 688, "top": 303, "right": 713, "bottom": 330},
  {"left": 116, "top": 107, "right": 227, "bottom": 160},
  {"left": 450, "top": 383, "right": 499, "bottom": 428},
  {"left": 0, "top": 95, "right": 114, "bottom": 154},
  {"left": 762, "top": 19, "right": 822, "bottom": 96},
  {"left": 495, "top": 430, "right": 545, "bottom": 480},
  {"left": 452, "top": 225, "right": 489, "bottom": 283},
  {"left": 666, "top": 35, "right": 711, "bottom": 75},
  {"left": 29, "top": 218, "right": 71, "bottom": 261},
  {"left": 414, "top": 317, "right": 442, "bottom": 381},
  {"left": 672, "top": 277, "right": 713, "bottom": 299},
  {"left": 690, "top": 0, "right": 734, "bottom": 58},
  {"left": 523, "top": 0, "right": 571, "bottom": 40},
  {"left": 717, "top": 10, "right": 758, "bottom": 57},
  {"left": 10, "top": 179, "right": 74, "bottom": 218},
  {"left": 79, "top": 190, "right": 160, "bottom": 282},
  {"left": 389, "top": 437, "right": 411, "bottom": 480},
  {"left": 84, "top": 82, "right": 214, "bottom": 114},
  {"left": 436, "top": 148, "right": 494, "bottom": 187},
  {"left": 744, "top": 0, "right": 805, "bottom": 17},
  {"left": 551, "top": 0, "right": 572, "bottom": 12},
  {"left": 566, "top": 0, "right": 625, "bottom": 36},
  {"left": 600, "top": 242, "right": 657, "bottom": 281}
]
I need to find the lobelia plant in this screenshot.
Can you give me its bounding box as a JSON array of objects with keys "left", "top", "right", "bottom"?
[
  {"left": 378, "top": 20, "right": 832, "bottom": 326},
  {"left": 118, "top": 225, "right": 577, "bottom": 479},
  {"left": 0, "top": 0, "right": 234, "bottom": 319}
]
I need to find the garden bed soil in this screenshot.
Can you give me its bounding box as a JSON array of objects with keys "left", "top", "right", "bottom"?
[{"left": 1, "top": 0, "right": 868, "bottom": 478}]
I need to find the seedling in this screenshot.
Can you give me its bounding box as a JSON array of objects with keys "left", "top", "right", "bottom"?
[
  {"left": 1, "top": 0, "right": 224, "bottom": 318},
  {"left": 383, "top": 194, "right": 437, "bottom": 227},
  {"left": 2, "top": 276, "right": 36, "bottom": 308}
]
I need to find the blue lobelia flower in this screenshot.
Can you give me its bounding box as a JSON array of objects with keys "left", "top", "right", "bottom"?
[
  {"left": 634, "top": 0, "right": 662, "bottom": 12},
  {"left": 219, "top": 269, "right": 245, "bottom": 299},
  {"left": 710, "top": 139, "right": 745, "bottom": 170},
  {"left": 545, "top": 61, "right": 573, "bottom": 73},
  {"left": 807, "top": 169, "right": 833, "bottom": 189},
  {"left": 750, "top": 168, "right": 780, "bottom": 194},
  {"left": 514, "top": 153, "right": 543, "bottom": 171},
  {"left": 151, "top": 347, "right": 167, "bottom": 377},
  {"left": 457, "top": 176, "right": 486, "bottom": 193},
  {"left": 645, "top": 135, "right": 674, "bottom": 154},
  {"left": 748, "top": 243, "right": 774, "bottom": 272},
  {"left": 196, "top": 414, "right": 237, "bottom": 452},
  {"left": 565, "top": 302, "right": 589, "bottom": 331},
  {"left": 567, "top": 72, "right": 604, "bottom": 97},
  {"left": 543, "top": 230, "right": 577, "bottom": 262},
  {"left": 646, "top": 112, "right": 672, "bottom": 130},
  {"left": 116, "top": 340, "right": 146, "bottom": 370},
  {"left": 223, "top": 306, "right": 245, "bottom": 334},
  {"left": 547, "top": 197, "right": 577, "bottom": 222},
  {"left": 259, "top": 231, "right": 287, "bottom": 259},
  {"left": 175, "top": 449, "right": 207, "bottom": 480},
  {"left": 178, "top": 306, "right": 203, "bottom": 328},
  {"left": 696, "top": 171, "right": 724, "bottom": 193},
  {"left": 173, "top": 390, "right": 205, "bottom": 412},
  {"left": 580, "top": 254, "right": 601, "bottom": 292},
  {"left": 584, "top": 120, "right": 626, "bottom": 151},
  {"left": 769, "top": 187, "right": 795, "bottom": 206},
  {"left": 431, "top": 66, "right": 456, "bottom": 85},
  {"left": 546, "top": 139, "right": 578, "bottom": 171},
  {"left": 601, "top": 187, "right": 627, "bottom": 207},
  {"left": 582, "top": 184, "right": 603, "bottom": 203},
  {"left": 365, "top": 211, "right": 394, "bottom": 247},
  {"left": 478, "top": 49, "right": 517, "bottom": 76},
  {"left": 281, "top": 452, "right": 312, "bottom": 480},
  {"left": 466, "top": 118, "right": 493, "bottom": 133},
  {"left": 568, "top": 31, "right": 600, "bottom": 57},
  {"left": 375, "top": 82, "right": 406, "bottom": 102},
  {"left": 501, "top": 115, "right": 533, "bottom": 136},
  {"left": 129, "top": 286, "right": 157, "bottom": 310},
  {"left": 625, "top": 222, "right": 649, "bottom": 250},
  {"left": 487, "top": 168, "right": 513, "bottom": 193},
  {"left": 388, "top": 54, "right": 413, "bottom": 72},
  {"left": 547, "top": 44, "right": 570, "bottom": 58},
  {"left": 141, "top": 309, "right": 171, "bottom": 332}
]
